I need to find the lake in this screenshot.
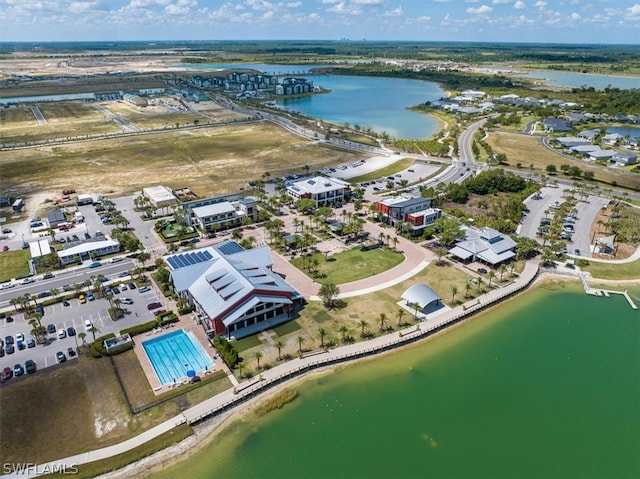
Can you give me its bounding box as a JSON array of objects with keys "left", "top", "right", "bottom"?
[
  {"left": 151, "top": 282, "right": 640, "bottom": 479},
  {"left": 180, "top": 63, "right": 444, "bottom": 139},
  {"left": 607, "top": 126, "right": 640, "bottom": 138},
  {"left": 516, "top": 70, "right": 640, "bottom": 90}
]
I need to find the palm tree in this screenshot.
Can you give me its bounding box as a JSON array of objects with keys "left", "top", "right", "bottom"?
[
  {"left": 78, "top": 332, "right": 87, "bottom": 347},
  {"left": 358, "top": 319, "right": 369, "bottom": 337},
  {"left": 318, "top": 328, "right": 327, "bottom": 348},
  {"left": 275, "top": 340, "right": 284, "bottom": 361},
  {"left": 412, "top": 302, "right": 421, "bottom": 319},
  {"left": 9, "top": 297, "right": 19, "bottom": 312},
  {"left": 488, "top": 271, "right": 497, "bottom": 287},
  {"left": 88, "top": 326, "right": 98, "bottom": 342},
  {"left": 236, "top": 363, "right": 245, "bottom": 379},
  {"left": 464, "top": 282, "right": 472, "bottom": 299},
  {"left": 338, "top": 325, "right": 349, "bottom": 343},
  {"left": 50, "top": 287, "right": 60, "bottom": 302},
  {"left": 396, "top": 309, "right": 405, "bottom": 328},
  {"left": 498, "top": 264, "right": 507, "bottom": 282},
  {"left": 254, "top": 351, "right": 263, "bottom": 370},
  {"left": 297, "top": 336, "right": 305, "bottom": 355},
  {"left": 378, "top": 313, "right": 387, "bottom": 332},
  {"left": 450, "top": 285, "right": 458, "bottom": 304}
]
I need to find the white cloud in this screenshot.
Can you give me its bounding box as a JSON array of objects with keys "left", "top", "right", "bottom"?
[
  {"left": 569, "top": 12, "right": 581, "bottom": 20},
  {"left": 533, "top": 1, "right": 546, "bottom": 7},
  {"left": 492, "top": 0, "right": 510, "bottom": 3},
  {"left": 287, "top": 1, "right": 302, "bottom": 6},
  {"left": 129, "top": 0, "right": 170, "bottom": 8},
  {"left": 628, "top": 4, "right": 640, "bottom": 18},
  {"left": 466, "top": 4, "right": 493, "bottom": 14},
  {"left": 416, "top": 15, "right": 431, "bottom": 23},
  {"left": 327, "top": 1, "right": 361, "bottom": 14},
  {"left": 382, "top": 7, "right": 403, "bottom": 16},
  {"left": 352, "top": 0, "right": 384, "bottom": 4},
  {"left": 514, "top": 0, "right": 525, "bottom": 8}
]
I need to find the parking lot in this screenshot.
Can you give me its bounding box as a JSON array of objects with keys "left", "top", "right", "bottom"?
[
  {"left": 520, "top": 186, "right": 609, "bottom": 258},
  {"left": 0, "top": 283, "right": 166, "bottom": 380}
]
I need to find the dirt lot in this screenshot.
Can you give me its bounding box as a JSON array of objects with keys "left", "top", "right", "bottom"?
[{"left": 0, "top": 122, "right": 365, "bottom": 199}]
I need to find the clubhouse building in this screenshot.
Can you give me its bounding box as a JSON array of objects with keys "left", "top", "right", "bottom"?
[
  {"left": 448, "top": 226, "right": 516, "bottom": 266},
  {"left": 165, "top": 241, "right": 303, "bottom": 339}
]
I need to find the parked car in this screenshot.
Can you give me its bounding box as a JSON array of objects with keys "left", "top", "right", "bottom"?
[
  {"left": 57, "top": 329, "right": 67, "bottom": 339},
  {"left": 154, "top": 309, "right": 167, "bottom": 317},
  {"left": 24, "top": 359, "right": 37, "bottom": 374},
  {"left": 79, "top": 294, "right": 87, "bottom": 304},
  {"left": 84, "top": 319, "right": 93, "bottom": 330},
  {"left": 574, "top": 249, "right": 581, "bottom": 256},
  {"left": 5, "top": 315, "right": 13, "bottom": 323},
  {"left": 139, "top": 285, "right": 151, "bottom": 293},
  {"left": 56, "top": 351, "right": 67, "bottom": 363},
  {"left": 47, "top": 324, "right": 56, "bottom": 334},
  {"left": 67, "top": 326, "right": 76, "bottom": 337},
  {"left": 86, "top": 292, "right": 95, "bottom": 301},
  {"left": 13, "top": 364, "right": 24, "bottom": 377},
  {"left": 5, "top": 344, "right": 14, "bottom": 354},
  {"left": 2, "top": 367, "right": 12, "bottom": 380},
  {"left": 15, "top": 332, "right": 24, "bottom": 343},
  {"left": 120, "top": 298, "right": 133, "bottom": 305},
  {"left": 27, "top": 339, "right": 35, "bottom": 348},
  {"left": 478, "top": 268, "right": 488, "bottom": 275},
  {"left": 67, "top": 347, "right": 76, "bottom": 357},
  {"left": 128, "top": 282, "right": 137, "bottom": 290},
  {"left": 112, "top": 286, "right": 121, "bottom": 294},
  {"left": 147, "top": 302, "right": 163, "bottom": 310},
  {"left": 5, "top": 335, "right": 14, "bottom": 345}
]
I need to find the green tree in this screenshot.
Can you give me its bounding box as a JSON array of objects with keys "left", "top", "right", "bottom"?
[
  {"left": 319, "top": 283, "right": 340, "bottom": 309},
  {"left": 358, "top": 319, "right": 369, "bottom": 338},
  {"left": 450, "top": 285, "right": 458, "bottom": 304},
  {"left": 318, "top": 328, "right": 327, "bottom": 348},
  {"left": 275, "top": 340, "right": 284, "bottom": 361},
  {"left": 396, "top": 309, "right": 405, "bottom": 328},
  {"left": 377, "top": 313, "right": 388, "bottom": 332},
  {"left": 338, "top": 325, "right": 349, "bottom": 343},
  {"left": 254, "top": 351, "right": 263, "bottom": 370},
  {"left": 297, "top": 336, "right": 305, "bottom": 355}
]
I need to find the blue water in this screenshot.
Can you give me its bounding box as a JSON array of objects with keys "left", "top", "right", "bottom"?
[
  {"left": 275, "top": 75, "right": 443, "bottom": 139},
  {"left": 516, "top": 70, "right": 640, "bottom": 90},
  {"left": 142, "top": 330, "right": 213, "bottom": 384},
  {"left": 180, "top": 63, "right": 444, "bottom": 139},
  {"left": 607, "top": 126, "right": 640, "bottom": 138}
]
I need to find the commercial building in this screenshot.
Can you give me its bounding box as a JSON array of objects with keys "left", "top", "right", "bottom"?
[
  {"left": 286, "top": 177, "right": 351, "bottom": 208},
  {"left": 375, "top": 196, "right": 441, "bottom": 234},
  {"left": 182, "top": 194, "right": 258, "bottom": 233},
  {"left": 46, "top": 209, "right": 66, "bottom": 228},
  {"left": 76, "top": 194, "right": 94, "bottom": 206},
  {"left": 57, "top": 238, "right": 120, "bottom": 265},
  {"left": 166, "top": 241, "right": 303, "bottom": 339},
  {"left": 142, "top": 186, "right": 178, "bottom": 209}
]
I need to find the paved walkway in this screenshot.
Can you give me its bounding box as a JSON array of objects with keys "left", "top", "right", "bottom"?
[
  {"left": 15, "top": 259, "right": 541, "bottom": 478},
  {"left": 579, "top": 244, "right": 640, "bottom": 264}
]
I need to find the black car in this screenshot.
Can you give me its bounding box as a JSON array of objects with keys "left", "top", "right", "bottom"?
[
  {"left": 47, "top": 324, "right": 56, "bottom": 334},
  {"left": 0, "top": 348, "right": 4, "bottom": 358},
  {"left": 27, "top": 339, "right": 36, "bottom": 348},
  {"left": 66, "top": 326, "right": 76, "bottom": 337},
  {"left": 67, "top": 347, "right": 76, "bottom": 357},
  {"left": 4, "top": 335, "right": 13, "bottom": 345},
  {"left": 25, "top": 360, "right": 37, "bottom": 374},
  {"left": 5, "top": 315, "right": 13, "bottom": 323},
  {"left": 112, "top": 286, "right": 121, "bottom": 294},
  {"left": 63, "top": 300, "right": 70, "bottom": 307},
  {"left": 13, "top": 364, "right": 24, "bottom": 377},
  {"left": 128, "top": 282, "right": 136, "bottom": 290},
  {"left": 478, "top": 268, "right": 488, "bottom": 275},
  {"left": 56, "top": 351, "right": 67, "bottom": 363},
  {"left": 6, "top": 344, "right": 15, "bottom": 354}
]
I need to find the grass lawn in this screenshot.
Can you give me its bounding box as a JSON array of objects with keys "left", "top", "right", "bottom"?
[
  {"left": 583, "top": 258, "right": 640, "bottom": 280},
  {"left": 290, "top": 247, "right": 404, "bottom": 285},
  {"left": 341, "top": 132, "right": 379, "bottom": 147},
  {"left": 348, "top": 159, "right": 415, "bottom": 183},
  {"left": 273, "top": 320, "right": 302, "bottom": 336},
  {"left": 232, "top": 334, "right": 263, "bottom": 352},
  {"left": 236, "top": 258, "right": 481, "bottom": 376},
  {"left": 0, "top": 249, "right": 31, "bottom": 282},
  {"left": 486, "top": 131, "right": 640, "bottom": 191}
]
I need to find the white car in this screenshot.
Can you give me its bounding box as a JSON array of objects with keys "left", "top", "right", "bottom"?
[
  {"left": 0, "top": 282, "right": 15, "bottom": 290},
  {"left": 84, "top": 319, "right": 94, "bottom": 330},
  {"left": 15, "top": 332, "right": 25, "bottom": 343},
  {"left": 57, "top": 329, "right": 67, "bottom": 339},
  {"left": 21, "top": 277, "right": 35, "bottom": 285},
  {"left": 120, "top": 298, "right": 133, "bottom": 305}
]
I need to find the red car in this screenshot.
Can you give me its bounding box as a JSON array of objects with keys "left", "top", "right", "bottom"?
[
  {"left": 154, "top": 309, "right": 167, "bottom": 317},
  {"left": 2, "top": 367, "right": 13, "bottom": 380},
  {"left": 147, "top": 302, "right": 163, "bottom": 310}
]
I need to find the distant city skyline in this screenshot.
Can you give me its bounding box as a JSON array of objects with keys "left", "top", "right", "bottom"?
[{"left": 1, "top": 0, "right": 640, "bottom": 44}]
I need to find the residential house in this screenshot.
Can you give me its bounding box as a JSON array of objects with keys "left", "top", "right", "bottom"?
[
  {"left": 586, "top": 149, "right": 615, "bottom": 161},
  {"left": 543, "top": 118, "right": 572, "bottom": 133},
  {"left": 166, "top": 241, "right": 303, "bottom": 339},
  {"left": 577, "top": 130, "right": 599, "bottom": 142},
  {"left": 183, "top": 194, "right": 258, "bottom": 233},
  {"left": 448, "top": 226, "right": 516, "bottom": 266},
  {"left": 602, "top": 133, "right": 623, "bottom": 146},
  {"left": 610, "top": 152, "right": 638, "bottom": 166},
  {"left": 557, "top": 137, "right": 590, "bottom": 148}
]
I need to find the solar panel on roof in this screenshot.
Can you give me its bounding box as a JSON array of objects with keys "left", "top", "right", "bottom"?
[
  {"left": 175, "top": 255, "right": 188, "bottom": 268},
  {"left": 202, "top": 250, "right": 213, "bottom": 260},
  {"left": 167, "top": 257, "right": 181, "bottom": 269},
  {"left": 215, "top": 241, "right": 244, "bottom": 255}
]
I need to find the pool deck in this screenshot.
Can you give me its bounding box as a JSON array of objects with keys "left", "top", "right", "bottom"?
[{"left": 132, "top": 307, "right": 228, "bottom": 394}]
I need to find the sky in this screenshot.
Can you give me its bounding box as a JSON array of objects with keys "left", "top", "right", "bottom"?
[{"left": 1, "top": 0, "right": 640, "bottom": 43}]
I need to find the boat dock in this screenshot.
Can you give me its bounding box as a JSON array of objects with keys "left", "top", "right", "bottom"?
[{"left": 579, "top": 271, "right": 638, "bottom": 310}]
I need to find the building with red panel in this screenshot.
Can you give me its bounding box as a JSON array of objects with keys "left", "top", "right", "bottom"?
[{"left": 375, "top": 196, "right": 441, "bottom": 235}]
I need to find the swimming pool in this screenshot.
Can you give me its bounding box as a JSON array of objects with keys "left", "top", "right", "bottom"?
[{"left": 142, "top": 330, "right": 214, "bottom": 385}]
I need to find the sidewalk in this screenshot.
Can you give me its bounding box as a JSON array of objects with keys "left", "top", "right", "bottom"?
[{"left": 15, "top": 258, "right": 541, "bottom": 478}]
